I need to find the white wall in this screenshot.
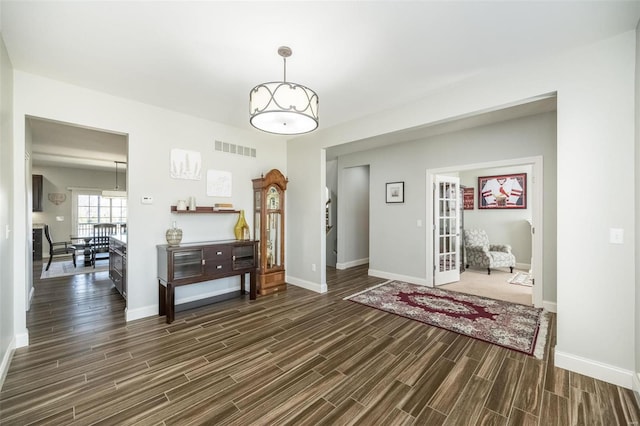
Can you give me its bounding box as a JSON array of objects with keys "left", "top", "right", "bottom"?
[
  {"left": 460, "top": 165, "right": 533, "bottom": 268},
  {"left": 287, "top": 31, "right": 636, "bottom": 388},
  {"left": 12, "top": 71, "right": 287, "bottom": 327},
  {"left": 31, "top": 166, "right": 118, "bottom": 257},
  {"left": 635, "top": 19, "right": 640, "bottom": 397},
  {"left": 336, "top": 165, "right": 369, "bottom": 269},
  {"left": 0, "top": 32, "right": 15, "bottom": 388}
]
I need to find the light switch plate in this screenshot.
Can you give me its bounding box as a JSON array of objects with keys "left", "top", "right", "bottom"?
[
  {"left": 141, "top": 196, "right": 153, "bottom": 204},
  {"left": 609, "top": 228, "right": 624, "bottom": 244}
]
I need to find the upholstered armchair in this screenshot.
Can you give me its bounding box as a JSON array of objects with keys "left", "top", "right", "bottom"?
[{"left": 463, "top": 229, "right": 515, "bottom": 275}]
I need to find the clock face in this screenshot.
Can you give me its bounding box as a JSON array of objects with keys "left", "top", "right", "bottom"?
[{"left": 266, "top": 186, "right": 279, "bottom": 210}]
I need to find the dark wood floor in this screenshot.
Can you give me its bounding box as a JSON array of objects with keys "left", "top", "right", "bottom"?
[{"left": 1, "top": 263, "right": 639, "bottom": 425}]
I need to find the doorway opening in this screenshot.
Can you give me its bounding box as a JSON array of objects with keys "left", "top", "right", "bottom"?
[
  {"left": 426, "top": 156, "right": 543, "bottom": 308},
  {"left": 27, "top": 116, "right": 128, "bottom": 317}
]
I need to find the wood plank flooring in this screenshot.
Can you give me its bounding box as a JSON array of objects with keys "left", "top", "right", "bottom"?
[{"left": 1, "top": 263, "right": 639, "bottom": 425}]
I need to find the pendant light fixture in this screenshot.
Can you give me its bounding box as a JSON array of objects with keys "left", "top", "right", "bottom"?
[
  {"left": 102, "top": 161, "right": 127, "bottom": 198},
  {"left": 249, "top": 46, "right": 319, "bottom": 135}
]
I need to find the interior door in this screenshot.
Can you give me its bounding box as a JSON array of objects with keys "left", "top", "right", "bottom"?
[{"left": 434, "top": 175, "right": 461, "bottom": 285}]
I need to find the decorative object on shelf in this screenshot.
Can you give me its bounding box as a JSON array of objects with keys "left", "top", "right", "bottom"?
[
  {"left": 234, "top": 210, "right": 250, "bottom": 240},
  {"left": 386, "top": 181, "right": 404, "bottom": 204},
  {"left": 170, "top": 205, "right": 239, "bottom": 214},
  {"left": 478, "top": 173, "right": 526, "bottom": 209},
  {"left": 170, "top": 148, "right": 202, "bottom": 180},
  {"left": 48, "top": 192, "right": 66, "bottom": 205},
  {"left": 207, "top": 170, "right": 232, "bottom": 197},
  {"left": 176, "top": 200, "right": 187, "bottom": 211},
  {"left": 214, "top": 203, "right": 235, "bottom": 211},
  {"left": 188, "top": 196, "right": 196, "bottom": 211},
  {"left": 249, "top": 46, "right": 319, "bottom": 135},
  {"left": 165, "top": 222, "right": 183, "bottom": 246},
  {"left": 253, "top": 169, "right": 288, "bottom": 295}
]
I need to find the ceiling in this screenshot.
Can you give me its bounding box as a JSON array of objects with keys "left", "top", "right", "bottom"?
[{"left": 3, "top": 1, "right": 639, "bottom": 168}]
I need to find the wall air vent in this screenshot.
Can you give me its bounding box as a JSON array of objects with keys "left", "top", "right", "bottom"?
[{"left": 214, "top": 140, "right": 256, "bottom": 158}]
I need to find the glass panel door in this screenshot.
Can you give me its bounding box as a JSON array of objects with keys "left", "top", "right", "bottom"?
[{"left": 434, "top": 175, "right": 460, "bottom": 285}]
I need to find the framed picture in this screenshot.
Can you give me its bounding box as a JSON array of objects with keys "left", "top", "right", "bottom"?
[
  {"left": 478, "top": 173, "right": 526, "bottom": 209},
  {"left": 463, "top": 187, "right": 474, "bottom": 210},
  {"left": 386, "top": 181, "right": 404, "bottom": 203}
]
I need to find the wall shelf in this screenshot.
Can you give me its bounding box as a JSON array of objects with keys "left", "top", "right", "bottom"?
[{"left": 170, "top": 206, "right": 239, "bottom": 214}]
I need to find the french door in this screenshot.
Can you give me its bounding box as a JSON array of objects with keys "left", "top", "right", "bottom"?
[{"left": 434, "top": 175, "right": 461, "bottom": 285}]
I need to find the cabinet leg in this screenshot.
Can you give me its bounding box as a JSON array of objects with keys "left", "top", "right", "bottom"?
[
  {"left": 249, "top": 271, "right": 257, "bottom": 300},
  {"left": 240, "top": 274, "right": 246, "bottom": 296},
  {"left": 166, "top": 284, "right": 175, "bottom": 324},
  {"left": 158, "top": 282, "right": 166, "bottom": 316}
]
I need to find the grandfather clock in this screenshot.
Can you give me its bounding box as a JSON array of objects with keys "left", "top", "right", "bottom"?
[{"left": 253, "top": 169, "right": 288, "bottom": 295}]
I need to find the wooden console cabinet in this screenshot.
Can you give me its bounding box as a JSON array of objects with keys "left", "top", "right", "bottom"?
[{"left": 157, "top": 240, "right": 258, "bottom": 324}]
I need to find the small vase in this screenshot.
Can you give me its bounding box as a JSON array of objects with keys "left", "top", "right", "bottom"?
[
  {"left": 234, "top": 210, "right": 250, "bottom": 240},
  {"left": 166, "top": 222, "right": 183, "bottom": 246}
]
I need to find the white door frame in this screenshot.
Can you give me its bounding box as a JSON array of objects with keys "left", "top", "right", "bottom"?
[{"left": 425, "top": 155, "right": 544, "bottom": 308}]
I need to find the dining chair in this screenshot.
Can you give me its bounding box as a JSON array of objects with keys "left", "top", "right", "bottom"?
[{"left": 44, "top": 224, "right": 76, "bottom": 271}]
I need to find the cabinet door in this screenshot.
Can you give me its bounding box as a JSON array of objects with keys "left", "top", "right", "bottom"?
[
  {"left": 32, "top": 175, "right": 43, "bottom": 212},
  {"left": 172, "top": 249, "right": 204, "bottom": 280},
  {"left": 232, "top": 243, "right": 256, "bottom": 270}
]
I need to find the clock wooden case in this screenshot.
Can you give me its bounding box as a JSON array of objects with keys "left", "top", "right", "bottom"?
[{"left": 252, "top": 169, "right": 288, "bottom": 295}]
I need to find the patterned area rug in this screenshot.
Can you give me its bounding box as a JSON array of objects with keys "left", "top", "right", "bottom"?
[
  {"left": 40, "top": 257, "right": 108, "bottom": 279},
  {"left": 508, "top": 272, "right": 533, "bottom": 286},
  {"left": 345, "top": 280, "right": 548, "bottom": 358}
]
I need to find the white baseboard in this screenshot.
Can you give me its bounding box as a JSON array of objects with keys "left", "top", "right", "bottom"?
[
  {"left": 516, "top": 262, "right": 531, "bottom": 270},
  {"left": 633, "top": 373, "right": 640, "bottom": 408},
  {"left": 0, "top": 337, "right": 16, "bottom": 391},
  {"left": 555, "top": 349, "right": 633, "bottom": 389},
  {"left": 286, "top": 275, "right": 327, "bottom": 293},
  {"left": 15, "top": 331, "right": 28, "bottom": 348},
  {"left": 126, "top": 305, "right": 157, "bottom": 322},
  {"left": 543, "top": 301, "right": 557, "bottom": 313},
  {"left": 368, "top": 269, "right": 427, "bottom": 286},
  {"left": 336, "top": 258, "right": 369, "bottom": 270},
  {"left": 175, "top": 288, "right": 243, "bottom": 306}
]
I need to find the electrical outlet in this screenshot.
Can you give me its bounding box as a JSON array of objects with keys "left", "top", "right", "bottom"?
[{"left": 311, "top": 264, "right": 316, "bottom": 272}]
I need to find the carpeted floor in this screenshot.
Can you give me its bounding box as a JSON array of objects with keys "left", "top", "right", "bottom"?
[
  {"left": 441, "top": 267, "right": 532, "bottom": 306},
  {"left": 345, "top": 280, "right": 548, "bottom": 358},
  {"left": 40, "top": 256, "right": 108, "bottom": 279}
]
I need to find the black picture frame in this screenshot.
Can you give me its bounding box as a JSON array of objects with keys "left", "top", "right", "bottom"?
[{"left": 386, "top": 181, "right": 404, "bottom": 203}]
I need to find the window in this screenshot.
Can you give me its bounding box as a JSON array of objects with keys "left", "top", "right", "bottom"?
[{"left": 75, "top": 192, "right": 127, "bottom": 236}]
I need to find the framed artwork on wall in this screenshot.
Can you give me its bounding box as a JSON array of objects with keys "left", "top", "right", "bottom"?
[
  {"left": 478, "top": 173, "right": 526, "bottom": 209},
  {"left": 463, "top": 187, "right": 474, "bottom": 210},
  {"left": 386, "top": 182, "right": 404, "bottom": 203}
]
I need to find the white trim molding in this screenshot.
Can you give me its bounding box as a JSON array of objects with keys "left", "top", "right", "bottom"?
[
  {"left": 336, "top": 257, "right": 369, "bottom": 270},
  {"left": 368, "top": 269, "right": 427, "bottom": 286},
  {"left": 125, "top": 306, "right": 157, "bottom": 322},
  {"left": 0, "top": 337, "right": 16, "bottom": 390},
  {"left": 286, "top": 275, "right": 327, "bottom": 293},
  {"left": 555, "top": 349, "right": 634, "bottom": 389}
]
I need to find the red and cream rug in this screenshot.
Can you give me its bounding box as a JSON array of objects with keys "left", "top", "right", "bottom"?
[{"left": 345, "top": 280, "right": 548, "bottom": 358}]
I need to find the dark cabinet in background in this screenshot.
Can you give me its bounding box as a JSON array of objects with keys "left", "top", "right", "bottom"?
[
  {"left": 109, "top": 236, "right": 127, "bottom": 299},
  {"left": 32, "top": 228, "right": 42, "bottom": 260},
  {"left": 32, "top": 174, "right": 43, "bottom": 212}
]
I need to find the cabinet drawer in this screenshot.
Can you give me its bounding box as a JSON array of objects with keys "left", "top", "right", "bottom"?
[
  {"left": 205, "top": 259, "right": 232, "bottom": 275},
  {"left": 205, "top": 245, "right": 232, "bottom": 260}
]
